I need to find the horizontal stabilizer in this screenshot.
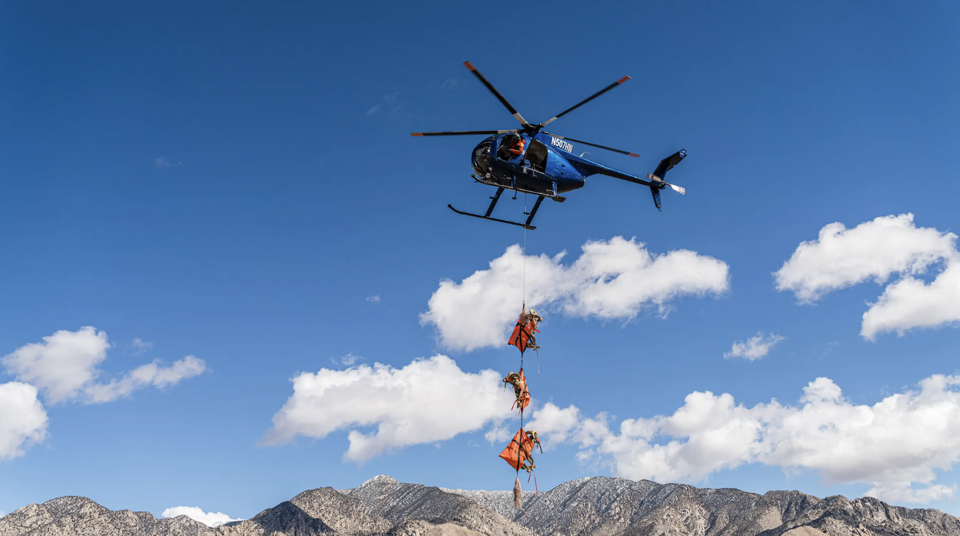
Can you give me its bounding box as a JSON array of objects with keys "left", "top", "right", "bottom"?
[{"left": 653, "top": 149, "right": 686, "bottom": 181}]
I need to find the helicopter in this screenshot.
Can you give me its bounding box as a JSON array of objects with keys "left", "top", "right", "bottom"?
[{"left": 411, "top": 62, "right": 688, "bottom": 230}]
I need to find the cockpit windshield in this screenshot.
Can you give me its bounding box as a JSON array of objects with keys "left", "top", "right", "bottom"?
[{"left": 472, "top": 137, "right": 493, "bottom": 171}]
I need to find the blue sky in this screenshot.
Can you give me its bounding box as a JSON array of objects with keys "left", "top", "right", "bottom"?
[{"left": 3, "top": 0, "right": 960, "bottom": 524}]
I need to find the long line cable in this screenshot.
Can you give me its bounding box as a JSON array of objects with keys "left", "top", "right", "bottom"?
[
  {"left": 522, "top": 193, "right": 527, "bottom": 307},
  {"left": 514, "top": 194, "right": 532, "bottom": 500},
  {"left": 518, "top": 193, "right": 526, "bottom": 479}
]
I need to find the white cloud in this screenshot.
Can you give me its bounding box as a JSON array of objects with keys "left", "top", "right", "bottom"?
[
  {"left": 440, "top": 77, "right": 462, "bottom": 90},
  {"left": 421, "top": 237, "right": 730, "bottom": 351},
  {"left": 366, "top": 295, "right": 381, "bottom": 303},
  {"left": 774, "top": 214, "right": 955, "bottom": 303},
  {"left": 154, "top": 156, "right": 182, "bottom": 168},
  {"left": 864, "top": 482, "right": 957, "bottom": 504},
  {"left": 1, "top": 327, "right": 205, "bottom": 405},
  {"left": 526, "top": 402, "right": 585, "bottom": 446},
  {"left": 332, "top": 353, "right": 361, "bottom": 366},
  {"left": 724, "top": 332, "right": 784, "bottom": 361},
  {"left": 365, "top": 94, "right": 401, "bottom": 118},
  {"left": 1, "top": 327, "right": 110, "bottom": 404},
  {"left": 262, "top": 355, "right": 515, "bottom": 462},
  {"left": 775, "top": 214, "right": 960, "bottom": 340},
  {"left": 860, "top": 257, "right": 960, "bottom": 340},
  {"left": 483, "top": 423, "right": 512, "bottom": 444},
  {"left": 162, "top": 506, "right": 241, "bottom": 527},
  {"left": 131, "top": 338, "right": 153, "bottom": 356},
  {"left": 532, "top": 373, "right": 960, "bottom": 504},
  {"left": 83, "top": 356, "right": 206, "bottom": 404},
  {"left": 0, "top": 382, "right": 48, "bottom": 461}
]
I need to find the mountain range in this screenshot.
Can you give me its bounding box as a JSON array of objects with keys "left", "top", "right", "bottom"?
[{"left": 2, "top": 474, "right": 958, "bottom": 536}]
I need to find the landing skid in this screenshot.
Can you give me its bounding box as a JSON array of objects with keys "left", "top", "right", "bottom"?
[
  {"left": 449, "top": 187, "right": 546, "bottom": 230},
  {"left": 448, "top": 204, "right": 537, "bottom": 230}
]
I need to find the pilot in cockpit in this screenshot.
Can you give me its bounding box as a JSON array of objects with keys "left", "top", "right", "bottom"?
[
  {"left": 509, "top": 136, "right": 526, "bottom": 157},
  {"left": 498, "top": 134, "right": 526, "bottom": 160}
]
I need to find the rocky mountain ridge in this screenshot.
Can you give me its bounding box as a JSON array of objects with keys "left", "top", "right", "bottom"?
[{"left": 2, "top": 474, "right": 958, "bottom": 536}]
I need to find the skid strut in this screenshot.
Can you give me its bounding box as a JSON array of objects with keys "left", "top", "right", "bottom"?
[
  {"left": 449, "top": 181, "right": 547, "bottom": 230},
  {"left": 524, "top": 195, "right": 545, "bottom": 228},
  {"left": 485, "top": 187, "right": 505, "bottom": 217}
]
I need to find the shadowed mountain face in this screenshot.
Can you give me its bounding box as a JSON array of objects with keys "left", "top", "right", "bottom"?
[{"left": 2, "top": 475, "right": 959, "bottom": 536}]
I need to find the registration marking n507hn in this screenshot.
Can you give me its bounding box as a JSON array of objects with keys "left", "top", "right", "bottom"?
[{"left": 551, "top": 137, "right": 573, "bottom": 152}]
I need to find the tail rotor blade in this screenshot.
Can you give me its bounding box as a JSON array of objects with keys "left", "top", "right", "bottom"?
[{"left": 647, "top": 174, "right": 685, "bottom": 195}]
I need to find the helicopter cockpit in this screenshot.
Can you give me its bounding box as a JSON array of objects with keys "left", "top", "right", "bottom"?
[{"left": 472, "top": 134, "right": 550, "bottom": 179}]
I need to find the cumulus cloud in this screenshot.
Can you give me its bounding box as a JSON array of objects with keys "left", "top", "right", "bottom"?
[
  {"left": 531, "top": 373, "right": 960, "bottom": 504},
  {"left": 724, "top": 332, "right": 784, "bottom": 361},
  {"left": 262, "top": 355, "right": 515, "bottom": 462},
  {"left": 775, "top": 214, "right": 960, "bottom": 340},
  {"left": 483, "top": 423, "right": 513, "bottom": 444},
  {"left": 864, "top": 482, "right": 957, "bottom": 505},
  {"left": 421, "top": 237, "right": 730, "bottom": 351},
  {"left": 774, "top": 214, "right": 955, "bottom": 303},
  {"left": 1, "top": 327, "right": 111, "bottom": 404},
  {"left": 860, "top": 258, "right": 960, "bottom": 340},
  {"left": 366, "top": 295, "right": 381, "bottom": 303},
  {"left": 526, "top": 402, "right": 586, "bottom": 446},
  {"left": 1, "top": 327, "right": 205, "bottom": 405},
  {"left": 0, "top": 382, "right": 48, "bottom": 461},
  {"left": 162, "top": 506, "right": 241, "bottom": 527}
]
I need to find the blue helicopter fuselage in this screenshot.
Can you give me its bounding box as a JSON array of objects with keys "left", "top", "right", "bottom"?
[{"left": 470, "top": 133, "right": 653, "bottom": 197}]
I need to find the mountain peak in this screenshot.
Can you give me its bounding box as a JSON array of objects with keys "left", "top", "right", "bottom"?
[{"left": 361, "top": 474, "right": 398, "bottom": 486}]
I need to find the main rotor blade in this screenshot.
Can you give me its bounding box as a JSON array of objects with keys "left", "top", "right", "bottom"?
[
  {"left": 540, "top": 76, "right": 631, "bottom": 127},
  {"left": 411, "top": 130, "right": 514, "bottom": 137},
  {"left": 463, "top": 61, "right": 528, "bottom": 126},
  {"left": 542, "top": 132, "right": 639, "bottom": 157}
]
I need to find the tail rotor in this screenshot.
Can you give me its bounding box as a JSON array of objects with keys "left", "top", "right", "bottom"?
[
  {"left": 646, "top": 149, "right": 687, "bottom": 211},
  {"left": 647, "top": 173, "right": 685, "bottom": 195}
]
